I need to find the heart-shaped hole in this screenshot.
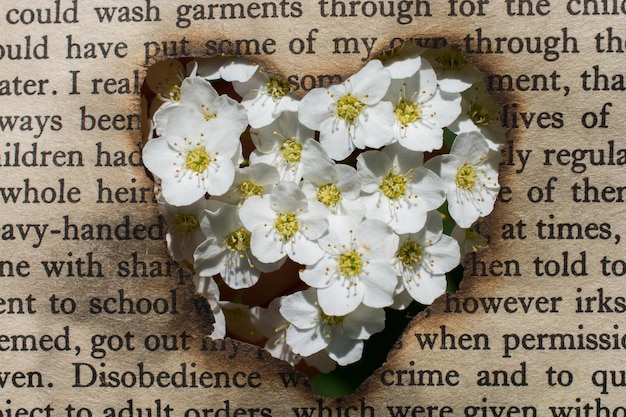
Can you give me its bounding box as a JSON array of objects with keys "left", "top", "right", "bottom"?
[{"left": 140, "top": 42, "right": 504, "bottom": 397}]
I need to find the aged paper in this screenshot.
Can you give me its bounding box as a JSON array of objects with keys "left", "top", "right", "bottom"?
[{"left": 2, "top": 0, "right": 626, "bottom": 415}]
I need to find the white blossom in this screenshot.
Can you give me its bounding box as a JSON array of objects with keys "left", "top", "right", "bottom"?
[
  {"left": 250, "top": 297, "right": 299, "bottom": 366},
  {"left": 152, "top": 74, "right": 248, "bottom": 138},
  {"left": 250, "top": 111, "right": 329, "bottom": 183},
  {"left": 196, "top": 57, "right": 259, "bottom": 82},
  {"left": 425, "top": 132, "right": 501, "bottom": 228},
  {"left": 232, "top": 68, "right": 299, "bottom": 128},
  {"left": 239, "top": 182, "right": 328, "bottom": 265},
  {"left": 159, "top": 198, "right": 210, "bottom": 264},
  {"left": 377, "top": 42, "right": 425, "bottom": 79},
  {"left": 298, "top": 60, "right": 395, "bottom": 160},
  {"left": 385, "top": 59, "right": 462, "bottom": 152},
  {"left": 194, "top": 205, "right": 283, "bottom": 290},
  {"left": 280, "top": 289, "right": 385, "bottom": 366},
  {"left": 142, "top": 113, "right": 242, "bottom": 206},
  {"left": 300, "top": 161, "right": 365, "bottom": 219},
  {"left": 452, "top": 222, "right": 488, "bottom": 257},
  {"left": 393, "top": 211, "right": 460, "bottom": 304},
  {"left": 213, "top": 163, "right": 280, "bottom": 206},
  {"left": 422, "top": 45, "right": 483, "bottom": 93},
  {"left": 357, "top": 143, "right": 445, "bottom": 234},
  {"left": 300, "top": 217, "right": 399, "bottom": 315},
  {"left": 448, "top": 81, "right": 506, "bottom": 151}
]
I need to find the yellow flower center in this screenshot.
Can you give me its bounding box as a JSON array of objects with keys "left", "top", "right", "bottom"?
[
  {"left": 240, "top": 180, "right": 263, "bottom": 200},
  {"left": 436, "top": 47, "right": 467, "bottom": 71},
  {"left": 317, "top": 184, "right": 341, "bottom": 208},
  {"left": 266, "top": 77, "right": 291, "bottom": 99},
  {"left": 225, "top": 228, "right": 251, "bottom": 252},
  {"left": 395, "top": 100, "right": 421, "bottom": 125},
  {"left": 337, "top": 94, "right": 365, "bottom": 122},
  {"left": 281, "top": 138, "right": 302, "bottom": 164},
  {"left": 321, "top": 312, "right": 345, "bottom": 327},
  {"left": 275, "top": 212, "right": 298, "bottom": 239},
  {"left": 185, "top": 147, "right": 211, "bottom": 173},
  {"left": 338, "top": 250, "right": 362, "bottom": 277},
  {"left": 456, "top": 163, "right": 478, "bottom": 190},
  {"left": 380, "top": 171, "right": 407, "bottom": 200},
  {"left": 168, "top": 84, "right": 181, "bottom": 101},
  {"left": 172, "top": 213, "right": 200, "bottom": 233},
  {"left": 396, "top": 239, "right": 423, "bottom": 268}
]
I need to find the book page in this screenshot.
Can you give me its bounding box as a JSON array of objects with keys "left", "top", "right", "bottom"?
[{"left": 2, "top": 1, "right": 625, "bottom": 415}]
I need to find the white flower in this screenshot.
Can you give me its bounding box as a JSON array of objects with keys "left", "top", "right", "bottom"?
[
  {"left": 377, "top": 41, "right": 424, "bottom": 79},
  {"left": 300, "top": 217, "right": 399, "bottom": 315},
  {"left": 425, "top": 132, "right": 501, "bottom": 228},
  {"left": 298, "top": 60, "right": 395, "bottom": 161},
  {"left": 452, "top": 222, "right": 488, "bottom": 257},
  {"left": 357, "top": 143, "right": 445, "bottom": 234},
  {"left": 448, "top": 81, "right": 506, "bottom": 151},
  {"left": 239, "top": 182, "right": 328, "bottom": 265},
  {"left": 142, "top": 113, "right": 242, "bottom": 205},
  {"left": 422, "top": 45, "right": 483, "bottom": 93},
  {"left": 280, "top": 289, "right": 385, "bottom": 366},
  {"left": 159, "top": 198, "right": 210, "bottom": 264},
  {"left": 214, "top": 163, "right": 280, "bottom": 206},
  {"left": 232, "top": 68, "right": 299, "bottom": 128},
  {"left": 194, "top": 205, "right": 283, "bottom": 290},
  {"left": 196, "top": 57, "right": 259, "bottom": 82},
  {"left": 193, "top": 275, "right": 226, "bottom": 339},
  {"left": 300, "top": 161, "right": 365, "bottom": 219},
  {"left": 393, "top": 211, "right": 460, "bottom": 305},
  {"left": 250, "top": 297, "right": 299, "bottom": 366},
  {"left": 385, "top": 59, "right": 462, "bottom": 152},
  {"left": 153, "top": 74, "right": 248, "bottom": 138},
  {"left": 250, "top": 111, "right": 329, "bottom": 182}
]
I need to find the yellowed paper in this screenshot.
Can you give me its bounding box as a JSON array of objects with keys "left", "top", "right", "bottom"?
[{"left": 2, "top": 0, "right": 626, "bottom": 414}]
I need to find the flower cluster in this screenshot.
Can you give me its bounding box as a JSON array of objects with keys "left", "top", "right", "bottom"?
[{"left": 141, "top": 43, "right": 504, "bottom": 370}]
